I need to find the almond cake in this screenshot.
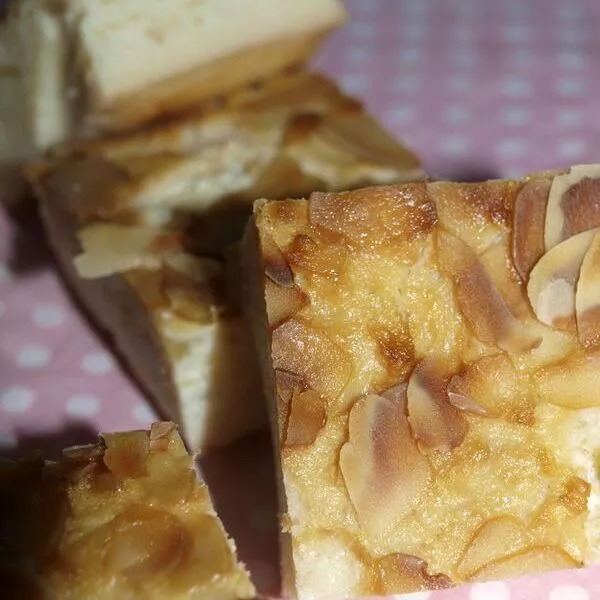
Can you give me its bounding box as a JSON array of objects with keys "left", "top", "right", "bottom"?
[{"left": 244, "top": 165, "right": 600, "bottom": 598}]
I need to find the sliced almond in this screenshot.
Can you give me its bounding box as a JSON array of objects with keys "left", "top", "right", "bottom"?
[
  {"left": 512, "top": 179, "right": 551, "bottom": 281},
  {"left": 576, "top": 231, "right": 600, "bottom": 348},
  {"left": 74, "top": 224, "right": 183, "bottom": 279},
  {"left": 559, "top": 476, "right": 591, "bottom": 514},
  {"left": 407, "top": 359, "right": 469, "bottom": 451},
  {"left": 528, "top": 228, "right": 598, "bottom": 329},
  {"left": 373, "top": 552, "right": 452, "bottom": 594},
  {"left": 265, "top": 279, "right": 308, "bottom": 328},
  {"left": 261, "top": 232, "right": 294, "bottom": 288},
  {"left": 272, "top": 319, "right": 352, "bottom": 403},
  {"left": 447, "top": 353, "right": 535, "bottom": 425},
  {"left": 470, "top": 546, "right": 579, "bottom": 582},
  {"left": 339, "top": 392, "right": 432, "bottom": 538},
  {"left": 102, "top": 431, "right": 149, "bottom": 479},
  {"left": 275, "top": 369, "right": 305, "bottom": 442},
  {"left": 545, "top": 165, "right": 600, "bottom": 251},
  {"left": 535, "top": 350, "right": 600, "bottom": 408},
  {"left": 285, "top": 389, "right": 326, "bottom": 447},
  {"left": 437, "top": 231, "right": 540, "bottom": 353},
  {"left": 457, "top": 516, "right": 527, "bottom": 578}
]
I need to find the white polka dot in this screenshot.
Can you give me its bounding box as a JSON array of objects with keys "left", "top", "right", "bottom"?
[
  {"left": 557, "top": 108, "right": 582, "bottom": 127},
  {"left": 340, "top": 74, "right": 368, "bottom": 95},
  {"left": 502, "top": 76, "right": 533, "bottom": 97},
  {"left": 0, "top": 263, "right": 11, "bottom": 283},
  {"left": 32, "top": 305, "right": 64, "bottom": 328},
  {"left": 558, "top": 51, "right": 585, "bottom": 69},
  {"left": 65, "top": 394, "right": 102, "bottom": 417},
  {"left": 16, "top": 344, "right": 51, "bottom": 369},
  {"left": 80, "top": 352, "right": 114, "bottom": 375},
  {"left": 0, "top": 432, "right": 17, "bottom": 448},
  {"left": 246, "top": 559, "right": 277, "bottom": 589},
  {"left": 132, "top": 403, "right": 157, "bottom": 424},
  {"left": 558, "top": 139, "right": 586, "bottom": 159},
  {"left": 387, "top": 106, "right": 415, "bottom": 125},
  {"left": 549, "top": 585, "right": 590, "bottom": 600},
  {"left": 503, "top": 24, "right": 532, "bottom": 44},
  {"left": 500, "top": 107, "right": 531, "bottom": 126},
  {"left": 470, "top": 581, "right": 511, "bottom": 600},
  {"left": 556, "top": 78, "right": 584, "bottom": 97},
  {"left": 440, "top": 135, "right": 470, "bottom": 156},
  {"left": 444, "top": 105, "right": 470, "bottom": 124},
  {"left": 496, "top": 138, "right": 527, "bottom": 158},
  {"left": 1, "top": 387, "right": 35, "bottom": 412}
]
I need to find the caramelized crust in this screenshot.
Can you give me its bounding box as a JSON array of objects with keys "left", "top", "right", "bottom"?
[
  {"left": 0, "top": 423, "right": 254, "bottom": 600},
  {"left": 248, "top": 165, "right": 600, "bottom": 599}
]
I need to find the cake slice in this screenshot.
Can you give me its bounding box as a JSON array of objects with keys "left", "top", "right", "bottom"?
[
  {"left": 0, "top": 422, "right": 255, "bottom": 600},
  {"left": 244, "top": 165, "right": 600, "bottom": 598},
  {"left": 0, "top": 0, "right": 345, "bottom": 157},
  {"left": 28, "top": 73, "right": 422, "bottom": 450}
]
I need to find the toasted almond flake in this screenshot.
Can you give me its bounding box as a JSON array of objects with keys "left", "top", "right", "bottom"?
[
  {"left": 545, "top": 164, "right": 600, "bottom": 250},
  {"left": 265, "top": 279, "right": 308, "bottom": 328},
  {"left": 285, "top": 389, "right": 326, "bottom": 447},
  {"left": 374, "top": 552, "right": 452, "bottom": 594},
  {"left": 575, "top": 231, "right": 600, "bottom": 348},
  {"left": 437, "top": 231, "right": 540, "bottom": 353},
  {"left": 528, "top": 228, "right": 599, "bottom": 329},
  {"left": 261, "top": 232, "right": 294, "bottom": 288},
  {"left": 102, "top": 431, "right": 149, "bottom": 479},
  {"left": 407, "top": 359, "right": 469, "bottom": 451},
  {"left": 340, "top": 392, "right": 432, "bottom": 538}
]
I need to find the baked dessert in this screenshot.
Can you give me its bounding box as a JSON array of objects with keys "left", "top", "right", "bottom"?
[
  {"left": 28, "top": 72, "right": 423, "bottom": 450},
  {"left": 0, "top": 0, "right": 346, "bottom": 158},
  {"left": 0, "top": 422, "right": 255, "bottom": 600},
  {"left": 244, "top": 165, "right": 600, "bottom": 598}
]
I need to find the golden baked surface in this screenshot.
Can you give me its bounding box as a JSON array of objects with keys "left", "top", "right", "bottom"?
[
  {"left": 0, "top": 423, "right": 255, "bottom": 600},
  {"left": 253, "top": 166, "right": 600, "bottom": 598}
]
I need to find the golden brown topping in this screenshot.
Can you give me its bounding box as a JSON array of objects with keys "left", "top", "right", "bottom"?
[
  {"left": 447, "top": 353, "right": 535, "bottom": 425},
  {"left": 437, "top": 231, "right": 541, "bottom": 353},
  {"left": 406, "top": 359, "right": 469, "bottom": 451},
  {"left": 309, "top": 183, "right": 436, "bottom": 246},
  {"left": 545, "top": 165, "right": 600, "bottom": 250},
  {"left": 527, "top": 228, "right": 598, "bottom": 330},
  {"left": 559, "top": 476, "right": 591, "bottom": 514},
  {"left": 470, "top": 546, "right": 579, "bottom": 582},
  {"left": 339, "top": 392, "right": 432, "bottom": 537},
  {"left": 265, "top": 279, "right": 308, "bottom": 328},
  {"left": 370, "top": 324, "right": 415, "bottom": 381},
  {"left": 62, "top": 443, "right": 105, "bottom": 464},
  {"left": 275, "top": 369, "right": 305, "bottom": 442},
  {"left": 576, "top": 231, "right": 600, "bottom": 348},
  {"left": 429, "top": 180, "right": 518, "bottom": 243},
  {"left": 512, "top": 179, "right": 551, "bottom": 281},
  {"left": 262, "top": 232, "right": 294, "bottom": 288},
  {"left": 286, "top": 231, "right": 347, "bottom": 281},
  {"left": 535, "top": 350, "right": 600, "bottom": 408},
  {"left": 71, "top": 506, "right": 190, "bottom": 578},
  {"left": 457, "top": 516, "right": 526, "bottom": 578},
  {"left": 102, "top": 431, "right": 149, "bottom": 479},
  {"left": 373, "top": 552, "right": 452, "bottom": 594},
  {"left": 284, "top": 389, "right": 326, "bottom": 447},
  {"left": 272, "top": 319, "right": 351, "bottom": 401}
]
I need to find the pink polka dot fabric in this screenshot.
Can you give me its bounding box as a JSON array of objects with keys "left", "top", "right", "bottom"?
[{"left": 2, "top": 0, "right": 600, "bottom": 598}]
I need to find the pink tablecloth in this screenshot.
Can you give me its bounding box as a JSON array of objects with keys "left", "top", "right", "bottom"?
[{"left": 2, "top": 0, "right": 600, "bottom": 598}]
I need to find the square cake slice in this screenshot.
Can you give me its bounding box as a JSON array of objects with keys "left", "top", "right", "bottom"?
[
  {"left": 244, "top": 166, "right": 600, "bottom": 598},
  {"left": 27, "top": 72, "right": 422, "bottom": 450},
  {"left": 0, "top": 422, "right": 255, "bottom": 600}
]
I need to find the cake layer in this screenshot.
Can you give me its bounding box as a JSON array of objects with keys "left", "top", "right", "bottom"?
[{"left": 0, "top": 422, "right": 255, "bottom": 600}]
